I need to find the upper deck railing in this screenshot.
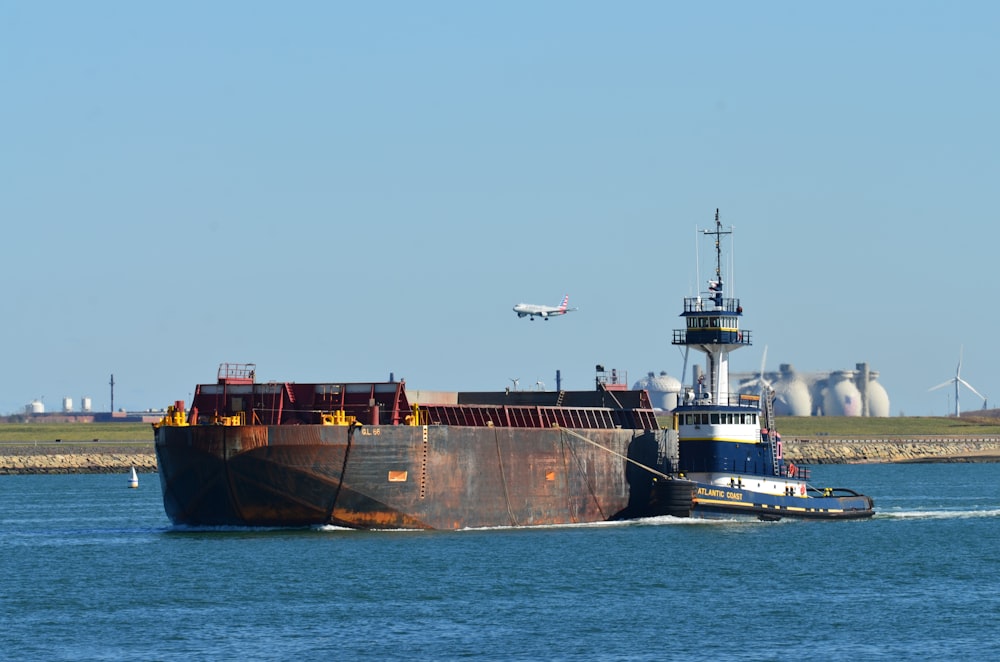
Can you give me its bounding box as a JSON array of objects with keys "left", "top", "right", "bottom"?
[
  {"left": 672, "top": 328, "right": 752, "bottom": 346},
  {"left": 676, "top": 391, "right": 763, "bottom": 409},
  {"left": 680, "top": 296, "right": 742, "bottom": 314},
  {"left": 217, "top": 363, "right": 256, "bottom": 384}
]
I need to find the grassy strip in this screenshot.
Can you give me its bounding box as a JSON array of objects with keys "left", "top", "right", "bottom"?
[{"left": 0, "top": 422, "right": 153, "bottom": 442}]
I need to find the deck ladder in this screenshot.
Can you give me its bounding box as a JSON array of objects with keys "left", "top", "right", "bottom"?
[{"left": 762, "top": 388, "right": 780, "bottom": 476}]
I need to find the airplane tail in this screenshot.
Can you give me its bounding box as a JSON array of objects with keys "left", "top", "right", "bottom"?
[{"left": 558, "top": 295, "right": 569, "bottom": 312}]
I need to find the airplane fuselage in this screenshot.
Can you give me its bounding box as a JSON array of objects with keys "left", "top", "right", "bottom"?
[{"left": 512, "top": 296, "right": 576, "bottom": 320}]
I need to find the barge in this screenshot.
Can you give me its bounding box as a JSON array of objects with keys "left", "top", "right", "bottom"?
[{"left": 153, "top": 364, "right": 676, "bottom": 529}]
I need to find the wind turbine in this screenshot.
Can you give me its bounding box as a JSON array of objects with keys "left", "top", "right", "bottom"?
[
  {"left": 928, "top": 347, "right": 987, "bottom": 417},
  {"left": 680, "top": 345, "right": 690, "bottom": 390},
  {"left": 740, "top": 346, "right": 773, "bottom": 399}
]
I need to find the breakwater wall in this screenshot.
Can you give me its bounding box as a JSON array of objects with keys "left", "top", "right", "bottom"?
[
  {"left": 783, "top": 437, "right": 1000, "bottom": 464},
  {"left": 0, "top": 444, "right": 156, "bottom": 475}
]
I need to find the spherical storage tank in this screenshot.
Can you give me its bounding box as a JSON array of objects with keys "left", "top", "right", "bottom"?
[
  {"left": 822, "top": 370, "right": 863, "bottom": 416},
  {"left": 771, "top": 364, "right": 812, "bottom": 416},
  {"left": 634, "top": 371, "right": 682, "bottom": 411},
  {"left": 865, "top": 371, "right": 890, "bottom": 417}
]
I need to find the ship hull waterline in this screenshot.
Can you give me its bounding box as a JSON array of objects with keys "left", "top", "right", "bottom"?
[{"left": 155, "top": 423, "right": 671, "bottom": 530}]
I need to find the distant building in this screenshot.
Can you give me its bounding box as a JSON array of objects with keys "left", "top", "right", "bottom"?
[
  {"left": 730, "top": 362, "right": 890, "bottom": 417},
  {"left": 640, "top": 362, "right": 891, "bottom": 417}
]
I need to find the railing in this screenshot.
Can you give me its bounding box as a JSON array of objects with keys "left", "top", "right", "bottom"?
[
  {"left": 672, "top": 328, "right": 752, "bottom": 345},
  {"left": 780, "top": 464, "right": 811, "bottom": 481},
  {"left": 678, "top": 390, "right": 764, "bottom": 408},
  {"left": 681, "top": 296, "right": 742, "bottom": 313},
  {"left": 217, "top": 363, "right": 256, "bottom": 383}
]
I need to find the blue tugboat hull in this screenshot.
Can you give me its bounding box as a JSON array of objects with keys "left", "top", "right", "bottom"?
[{"left": 653, "top": 478, "right": 874, "bottom": 521}]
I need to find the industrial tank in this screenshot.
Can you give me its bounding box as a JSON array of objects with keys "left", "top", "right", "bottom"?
[
  {"left": 865, "top": 371, "right": 891, "bottom": 417},
  {"left": 81, "top": 397, "right": 92, "bottom": 412},
  {"left": 634, "top": 371, "right": 681, "bottom": 411},
  {"left": 821, "top": 370, "right": 863, "bottom": 416},
  {"left": 62, "top": 397, "right": 73, "bottom": 413},
  {"left": 721, "top": 362, "right": 893, "bottom": 416},
  {"left": 771, "top": 364, "right": 812, "bottom": 416},
  {"left": 26, "top": 400, "right": 45, "bottom": 415},
  {"left": 853, "top": 362, "right": 891, "bottom": 417}
]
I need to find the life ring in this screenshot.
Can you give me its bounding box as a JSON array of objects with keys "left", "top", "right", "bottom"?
[{"left": 799, "top": 484, "right": 806, "bottom": 496}]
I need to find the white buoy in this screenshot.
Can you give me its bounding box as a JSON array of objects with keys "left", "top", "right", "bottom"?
[{"left": 128, "top": 466, "right": 139, "bottom": 489}]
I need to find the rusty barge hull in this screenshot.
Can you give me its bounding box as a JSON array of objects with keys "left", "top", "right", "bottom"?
[
  {"left": 155, "top": 424, "right": 670, "bottom": 530},
  {"left": 153, "top": 363, "right": 674, "bottom": 530}
]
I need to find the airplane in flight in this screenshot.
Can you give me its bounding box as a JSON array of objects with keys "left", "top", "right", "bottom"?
[{"left": 513, "top": 295, "right": 577, "bottom": 320}]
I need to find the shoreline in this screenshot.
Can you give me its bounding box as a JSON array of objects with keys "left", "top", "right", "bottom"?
[{"left": 2, "top": 436, "right": 1000, "bottom": 474}]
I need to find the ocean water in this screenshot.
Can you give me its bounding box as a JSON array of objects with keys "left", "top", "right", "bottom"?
[{"left": 2, "top": 464, "right": 999, "bottom": 661}]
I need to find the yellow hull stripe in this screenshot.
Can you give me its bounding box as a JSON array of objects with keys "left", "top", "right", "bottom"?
[
  {"left": 695, "top": 498, "right": 753, "bottom": 509},
  {"left": 694, "top": 497, "right": 845, "bottom": 514}
]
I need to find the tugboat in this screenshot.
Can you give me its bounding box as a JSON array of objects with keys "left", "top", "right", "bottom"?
[{"left": 651, "top": 210, "right": 874, "bottom": 520}]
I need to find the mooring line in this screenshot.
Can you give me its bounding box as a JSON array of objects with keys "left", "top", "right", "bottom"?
[
  {"left": 494, "top": 429, "right": 519, "bottom": 527},
  {"left": 552, "top": 426, "right": 672, "bottom": 480},
  {"left": 558, "top": 429, "right": 607, "bottom": 520},
  {"left": 325, "top": 422, "right": 358, "bottom": 523}
]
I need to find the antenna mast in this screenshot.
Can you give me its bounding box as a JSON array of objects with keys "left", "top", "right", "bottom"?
[{"left": 703, "top": 209, "right": 732, "bottom": 305}]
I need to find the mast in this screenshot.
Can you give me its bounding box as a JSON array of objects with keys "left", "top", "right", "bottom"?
[
  {"left": 705, "top": 208, "right": 730, "bottom": 310},
  {"left": 672, "top": 209, "right": 750, "bottom": 405}
]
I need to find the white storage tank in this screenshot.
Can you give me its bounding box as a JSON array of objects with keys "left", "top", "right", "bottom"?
[
  {"left": 81, "top": 397, "right": 92, "bottom": 412},
  {"left": 26, "top": 399, "right": 45, "bottom": 414},
  {"left": 772, "top": 364, "right": 812, "bottom": 416},
  {"left": 634, "top": 371, "right": 682, "bottom": 411},
  {"left": 854, "top": 362, "right": 891, "bottom": 417},
  {"left": 865, "top": 371, "right": 891, "bottom": 417},
  {"left": 822, "top": 370, "right": 863, "bottom": 416},
  {"left": 62, "top": 397, "right": 73, "bottom": 413}
]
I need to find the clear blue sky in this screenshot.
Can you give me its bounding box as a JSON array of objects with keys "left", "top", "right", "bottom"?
[{"left": 2, "top": 1, "right": 997, "bottom": 417}]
